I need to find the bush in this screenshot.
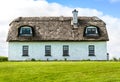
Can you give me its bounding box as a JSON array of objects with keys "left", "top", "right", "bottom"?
[
  {"left": 64, "top": 58, "right": 67, "bottom": 61},
  {"left": 54, "top": 59, "right": 57, "bottom": 61},
  {"left": 0, "top": 56, "right": 8, "bottom": 62},
  {"left": 81, "top": 59, "right": 91, "bottom": 61},
  {"left": 112, "top": 57, "right": 118, "bottom": 61},
  {"left": 47, "top": 58, "right": 49, "bottom": 61},
  {"left": 37, "top": 59, "right": 41, "bottom": 61},
  {"left": 31, "top": 58, "right": 36, "bottom": 61}
]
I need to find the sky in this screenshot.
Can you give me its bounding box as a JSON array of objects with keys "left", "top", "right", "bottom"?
[
  {"left": 0, "top": 0, "right": 120, "bottom": 59},
  {"left": 47, "top": 0, "right": 120, "bottom": 18}
]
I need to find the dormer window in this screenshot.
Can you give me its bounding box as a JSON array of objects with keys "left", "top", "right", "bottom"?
[
  {"left": 85, "top": 26, "right": 99, "bottom": 37},
  {"left": 19, "top": 26, "right": 33, "bottom": 36}
]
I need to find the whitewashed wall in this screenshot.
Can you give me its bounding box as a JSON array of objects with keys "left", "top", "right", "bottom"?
[{"left": 8, "top": 41, "right": 107, "bottom": 61}]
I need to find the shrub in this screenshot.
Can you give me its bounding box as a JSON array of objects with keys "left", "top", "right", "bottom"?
[
  {"left": 37, "top": 59, "right": 41, "bottom": 61},
  {"left": 0, "top": 56, "right": 8, "bottom": 62},
  {"left": 54, "top": 59, "right": 57, "bottom": 61},
  {"left": 86, "top": 59, "right": 90, "bottom": 61},
  {"left": 31, "top": 58, "right": 36, "bottom": 61},
  {"left": 47, "top": 58, "right": 49, "bottom": 61},
  {"left": 64, "top": 58, "right": 67, "bottom": 61},
  {"left": 112, "top": 57, "right": 118, "bottom": 61},
  {"left": 81, "top": 59, "right": 91, "bottom": 61}
]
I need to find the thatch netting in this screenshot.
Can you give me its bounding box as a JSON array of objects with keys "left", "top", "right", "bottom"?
[{"left": 7, "top": 16, "right": 109, "bottom": 42}]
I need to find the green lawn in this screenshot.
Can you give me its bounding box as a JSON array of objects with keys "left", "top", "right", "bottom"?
[{"left": 0, "top": 61, "right": 120, "bottom": 82}]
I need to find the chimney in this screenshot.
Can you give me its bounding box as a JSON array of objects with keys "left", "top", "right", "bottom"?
[{"left": 72, "top": 9, "right": 78, "bottom": 28}]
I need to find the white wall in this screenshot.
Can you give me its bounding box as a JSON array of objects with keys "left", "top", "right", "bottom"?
[{"left": 8, "top": 41, "right": 107, "bottom": 61}]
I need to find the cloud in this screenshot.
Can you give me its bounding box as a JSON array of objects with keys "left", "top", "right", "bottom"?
[
  {"left": 101, "top": 15, "right": 120, "bottom": 58},
  {"left": 0, "top": 0, "right": 120, "bottom": 59},
  {"left": 110, "top": 0, "right": 120, "bottom": 2}
]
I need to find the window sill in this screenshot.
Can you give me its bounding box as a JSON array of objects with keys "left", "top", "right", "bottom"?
[
  {"left": 45, "top": 55, "right": 52, "bottom": 57},
  {"left": 63, "top": 55, "right": 69, "bottom": 57},
  {"left": 88, "top": 55, "right": 96, "bottom": 56},
  {"left": 22, "top": 55, "right": 29, "bottom": 57},
  {"left": 85, "top": 34, "right": 99, "bottom": 37},
  {"left": 19, "top": 34, "right": 33, "bottom": 37}
]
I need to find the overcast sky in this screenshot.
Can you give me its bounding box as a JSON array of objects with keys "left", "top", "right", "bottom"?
[{"left": 0, "top": 0, "right": 120, "bottom": 59}]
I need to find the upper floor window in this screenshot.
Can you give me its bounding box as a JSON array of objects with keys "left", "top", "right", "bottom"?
[
  {"left": 85, "top": 26, "right": 99, "bottom": 37},
  {"left": 19, "top": 26, "right": 32, "bottom": 36}
]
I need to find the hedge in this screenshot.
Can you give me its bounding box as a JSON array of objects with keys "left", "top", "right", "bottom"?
[{"left": 0, "top": 56, "right": 8, "bottom": 62}]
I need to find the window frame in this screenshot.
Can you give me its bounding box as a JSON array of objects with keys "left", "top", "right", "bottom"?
[
  {"left": 45, "top": 45, "right": 51, "bottom": 56},
  {"left": 22, "top": 45, "right": 29, "bottom": 56},
  {"left": 63, "top": 45, "right": 69, "bottom": 56},
  {"left": 85, "top": 26, "right": 99, "bottom": 36},
  {"left": 87, "top": 28, "right": 96, "bottom": 34},
  {"left": 88, "top": 45, "right": 95, "bottom": 56},
  {"left": 19, "top": 26, "right": 33, "bottom": 36}
]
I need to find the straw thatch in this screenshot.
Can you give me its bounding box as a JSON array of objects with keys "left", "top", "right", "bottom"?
[{"left": 7, "top": 16, "right": 109, "bottom": 42}]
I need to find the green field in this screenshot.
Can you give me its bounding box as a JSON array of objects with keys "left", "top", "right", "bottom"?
[{"left": 0, "top": 61, "right": 120, "bottom": 82}]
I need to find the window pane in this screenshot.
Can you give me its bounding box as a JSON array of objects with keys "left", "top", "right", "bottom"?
[
  {"left": 63, "top": 45, "right": 69, "bottom": 56},
  {"left": 45, "top": 45, "right": 51, "bottom": 56},
  {"left": 23, "top": 46, "right": 29, "bottom": 56},
  {"left": 92, "top": 28, "right": 96, "bottom": 31},
  {"left": 87, "top": 28, "right": 96, "bottom": 34},
  {"left": 22, "top": 28, "right": 30, "bottom": 34},
  {"left": 87, "top": 28, "right": 91, "bottom": 31}
]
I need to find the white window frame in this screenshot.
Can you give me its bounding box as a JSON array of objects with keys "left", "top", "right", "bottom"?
[
  {"left": 63, "top": 45, "right": 69, "bottom": 56},
  {"left": 22, "top": 45, "right": 29, "bottom": 56},
  {"left": 45, "top": 45, "right": 51, "bottom": 56},
  {"left": 20, "top": 26, "right": 32, "bottom": 36},
  {"left": 85, "top": 26, "right": 98, "bottom": 34},
  {"left": 88, "top": 45, "right": 95, "bottom": 56}
]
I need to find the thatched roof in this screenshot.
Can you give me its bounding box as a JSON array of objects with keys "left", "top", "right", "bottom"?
[{"left": 7, "top": 16, "right": 109, "bottom": 42}]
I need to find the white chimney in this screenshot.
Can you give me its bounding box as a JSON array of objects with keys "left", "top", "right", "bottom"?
[
  {"left": 72, "top": 9, "right": 78, "bottom": 24},
  {"left": 72, "top": 9, "right": 78, "bottom": 28}
]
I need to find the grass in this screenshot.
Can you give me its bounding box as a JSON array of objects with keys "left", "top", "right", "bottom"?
[{"left": 0, "top": 61, "right": 120, "bottom": 82}]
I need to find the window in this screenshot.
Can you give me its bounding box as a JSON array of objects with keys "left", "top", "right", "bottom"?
[
  {"left": 20, "top": 26, "right": 32, "bottom": 36},
  {"left": 45, "top": 45, "right": 51, "bottom": 56},
  {"left": 87, "top": 28, "right": 96, "bottom": 34},
  {"left": 88, "top": 45, "right": 95, "bottom": 56},
  {"left": 85, "top": 26, "right": 99, "bottom": 36},
  {"left": 63, "top": 45, "right": 69, "bottom": 56},
  {"left": 23, "top": 46, "right": 29, "bottom": 56}
]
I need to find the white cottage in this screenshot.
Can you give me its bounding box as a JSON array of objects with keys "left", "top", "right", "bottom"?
[{"left": 7, "top": 10, "right": 109, "bottom": 61}]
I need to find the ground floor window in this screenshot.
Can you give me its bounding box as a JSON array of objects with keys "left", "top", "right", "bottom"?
[
  {"left": 22, "top": 45, "right": 29, "bottom": 56},
  {"left": 21, "top": 45, "right": 97, "bottom": 57},
  {"left": 63, "top": 45, "right": 69, "bottom": 56},
  {"left": 45, "top": 45, "right": 51, "bottom": 56},
  {"left": 88, "top": 45, "right": 95, "bottom": 56}
]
